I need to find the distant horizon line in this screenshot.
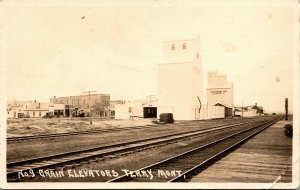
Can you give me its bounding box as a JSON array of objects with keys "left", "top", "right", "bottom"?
[{"left": 6, "top": 98, "right": 293, "bottom": 114}]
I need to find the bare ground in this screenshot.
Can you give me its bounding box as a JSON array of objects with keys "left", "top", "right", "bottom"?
[{"left": 6, "top": 117, "right": 155, "bottom": 137}]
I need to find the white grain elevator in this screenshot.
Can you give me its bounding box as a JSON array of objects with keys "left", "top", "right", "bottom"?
[{"left": 157, "top": 36, "right": 203, "bottom": 120}]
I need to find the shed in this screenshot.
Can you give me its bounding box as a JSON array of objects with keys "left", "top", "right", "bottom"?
[{"left": 214, "top": 103, "right": 233, "bottom": 117}]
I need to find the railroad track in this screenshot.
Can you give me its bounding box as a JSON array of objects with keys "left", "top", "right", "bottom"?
[
  {"left": 107, "top": 116, "right": 283, "bottom": 182},
  {"left": 6, "top": 124, "right": 158, "bottom": 143},
  {"left": 6, "top": 117, "right": 257, "bottom": 143},
  {"left": 6, "top": 117, "right": 271, "bottom": 180}
]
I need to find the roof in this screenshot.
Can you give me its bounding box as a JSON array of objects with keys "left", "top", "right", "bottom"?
[
  {"left": 251, "top": 105, "right": 263, "bottom": 110},
  {"left": 52, "top": 93, "right": 110, "bottom": 99},
  {"left": 24, "top": 102, "right": 51, "bottom": 111},
  {"left": 214, "top": 103, "right": 233, "bottom": 108}
]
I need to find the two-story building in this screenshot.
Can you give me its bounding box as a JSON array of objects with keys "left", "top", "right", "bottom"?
[
  {"left": 50, "top": 94, "right": 110, "bottom": 117},
  {"left": 7, "top": 100, "right": 33, "bottom": 118}
]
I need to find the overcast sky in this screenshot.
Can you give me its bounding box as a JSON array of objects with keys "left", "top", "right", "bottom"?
[{"left": 1, "top": 0, "right": 297, "bottom": 113}]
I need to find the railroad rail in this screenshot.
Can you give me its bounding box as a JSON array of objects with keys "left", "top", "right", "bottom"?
[
  {"left": 7, "top": 116, "right": 265, "bottom": 143},
  {"left": 107, "top": 116, "right": 283, "bottom": 182},
  {"left": 6, "top": 124, "right": 156, "bottom": 143},
  {"left": 6, "top": 117, "right": 271, "bottom": 180}
]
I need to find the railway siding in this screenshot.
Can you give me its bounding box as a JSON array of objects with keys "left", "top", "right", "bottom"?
[{"left": 7, "top": 116, "right": 286, "bottom": 183}]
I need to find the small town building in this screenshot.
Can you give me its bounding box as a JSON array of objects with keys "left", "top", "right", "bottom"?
[
  {"left": 109, "top": 100, "right": 126, "bottom": 117},
  {"left": 23, "top": 101, "right": 52, "bottom": 118},
  {"left": 234, "top": 104, "right": 264, "bottom": 117},
  {"left": 115, "top": 99, "right": 157, "bottom": 120},
  {"left": 214, "top": 103, "right": 233, "bottom": 117},
  {"left": 50, "top": 93, "right": 110, "bottom": 117},
  {"left": 7, "top": 100, "right": 66, "bottom": 118},
  {"left": 48, "top": 103, "right": 65, "bottom": 117},
  {"left": 7, "top": 100, "right": 33, "bottom": 118}
]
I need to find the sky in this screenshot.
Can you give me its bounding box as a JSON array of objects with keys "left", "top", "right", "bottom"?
[{"left": 1, "top": 0, "right": 298, "bottom": 113}]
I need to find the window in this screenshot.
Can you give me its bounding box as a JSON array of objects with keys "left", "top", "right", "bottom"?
[
  {"left": 183, "top": 43, "right": 186, "bottom": 49},
  {"left": 33, "top": 112, "right": 35, "bottom": 117},
  {"left": 197, "top": 52, "right": 199, "bottom": 59},
  {"left": 39, "top": 112, "right": 41, "bottom": 116},
  {"left": 129, "top": 107, "right": 132, "bottom": 113},
  {"left": 171, "top": 44, "right": 175, "bottom": 50}
]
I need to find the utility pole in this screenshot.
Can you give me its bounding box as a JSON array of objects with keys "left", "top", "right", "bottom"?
[
  {"left": 242, "top": 101, "right": 244, "bottom": 118},
  {"left": 147, "top": 95, "right": 155, "bottom": 104},
  {"left": 69, "top": 96, "right": 72, "bottom": 121},
  {"left": 285, "top": 98, "right": 288, "bottom": 120},
  {"left": 82, "top": 90, "right": 97, "bottom": 125}
]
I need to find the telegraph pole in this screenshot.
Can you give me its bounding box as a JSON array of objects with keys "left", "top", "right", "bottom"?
[
  {"left": 147, "top": 95, "right": 155, "bottom": 104},
  {"left": 69, "top": 96, "right": 72, "bottom": 121},
  {"left": 82, "top": 90, "right": 97, "bottom": 125},
  {"left": 242, "top": 101, "right": 244, "bottom": 118},
  {"left": 285, "top": 98, "right": 288, "bottom": 120}
]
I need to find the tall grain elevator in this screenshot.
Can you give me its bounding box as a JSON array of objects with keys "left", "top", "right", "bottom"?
[{"left": 157, "top": 36, "right": 203, "bottom": 120}]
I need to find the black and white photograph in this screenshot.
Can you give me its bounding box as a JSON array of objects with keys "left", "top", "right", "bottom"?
[{"left": 0, "top": 0, "right": 299, "bottom": 189}]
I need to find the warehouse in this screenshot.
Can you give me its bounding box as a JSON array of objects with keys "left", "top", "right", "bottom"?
[{"left": 115, "top": 99, "right": 157, "bottom": 120}]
